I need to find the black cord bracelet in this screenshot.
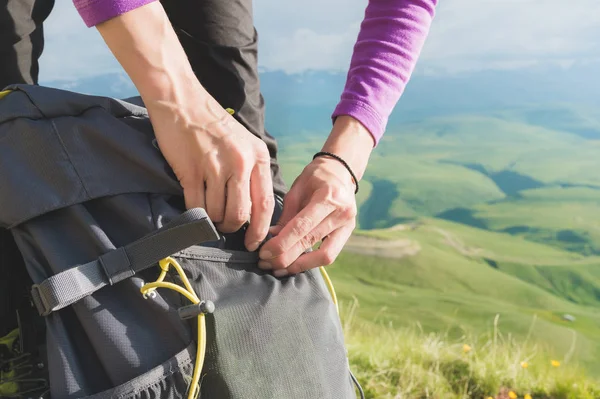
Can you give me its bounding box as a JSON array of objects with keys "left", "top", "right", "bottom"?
[{"left": 313, "top": 151, "right": 359, "bottom": 194}]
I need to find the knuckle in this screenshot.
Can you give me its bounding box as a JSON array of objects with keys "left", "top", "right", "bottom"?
[
  {"left": 256, "top": 194, "right": 275, "bottom": 211},
  {"left": 204, "top": 156, "right": 221, "bottom": 176},
  {"left": 321, "top": 187, "right": 343, "bottom": 208},
  {"left": 321, "top": 251, "right": 336, "bottom": 266},
  {"left": 232, "top": 210, "right": 250, "bottom": 225},
  {"left": 269, "top": 255, "right": 288, "bottom": 269},
  {"left": 349, "top": 218, "right": 357, "bottom": 230},
  {"left": 209, "top": 212, "right": 224, "bottom": 224},
  {"left": 269, "top": 243, "right": 286, "bottom": 259},
  {"left": 300, "top": 232, "right": 319, "bottom": 250},
  {"left": 329, "top": 183, "right": 343, "bottom": 198},
  {"left": 232, "top": 149, "right": 249, "bottom": 170},
  {"left": 291, "top": 217, "right": 313, "bottom": 238},
  {"left": 254, "top": 141, "right": 270, "bottom": 161},
  {"left": 342, "top": 205, "right": 357, "bottom": 219}
]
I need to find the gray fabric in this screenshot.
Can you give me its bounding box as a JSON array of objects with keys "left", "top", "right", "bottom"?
[
  {"left": 0, "top": 85, "right": 181, "bottom": 228},
  {"left": 84, "top": 342, "right": 196, "bottom": 399},
  {"left": 31, "top": 208, "right": 220, "bottom": 316},
  {"left": 0, "top": 85, "right": 356, "bottom": 398},
  {"left": 13, "top": 195, "right": 198, "bottom": 398},
  {"left": 174, "top": 247, "right": 355, "bottom": 399}
]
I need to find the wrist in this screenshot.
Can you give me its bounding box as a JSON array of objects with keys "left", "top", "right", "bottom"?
[
  {"left": 321, "top": 115, "right": 374, "bottom": 181},
  {"left": 313, "top": 152, "right": 360, "bottom": 194},
  {"left": 143, "top": 77, "right": 227, "bottom": 126}
]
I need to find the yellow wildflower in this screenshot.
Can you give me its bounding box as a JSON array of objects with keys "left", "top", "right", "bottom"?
[
  {"left": 525, "top": 394, "right": 532, "bottom": 399},
  {"left": 508, "top": 391, "right": 518, "bottom": 399},
  {"left": 551, "top": 360, "right": 561, "bottom": 367},
  {"left": 520, "top": 361, "right": 529, "bottom": 369},
  {"left": 462, "top": 344, "right": 472, "bottom": 353}
]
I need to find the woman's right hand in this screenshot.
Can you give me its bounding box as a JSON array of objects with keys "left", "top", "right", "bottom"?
[
  {"left": 96, "top": 2, "right": 274, "bottom": 251},
  {"left": 147, "top": 97, "right": 275, "bottom": 251}
]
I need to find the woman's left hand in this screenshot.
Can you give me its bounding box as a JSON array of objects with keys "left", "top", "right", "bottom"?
[{"left": 258, "top": 116, "right": 374, "bottom": 276}]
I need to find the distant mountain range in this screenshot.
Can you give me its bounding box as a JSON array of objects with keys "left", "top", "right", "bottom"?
[{"left": 42, "top": 61, "right": 600, "bottom": 137}]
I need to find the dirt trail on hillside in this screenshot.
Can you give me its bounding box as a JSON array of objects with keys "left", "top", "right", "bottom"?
[
  {"left": 343, "top": 234, "right": 421, "bottom": 259},
  {"left": 431, "top": 227, "right": 486, "bottom": 257}
]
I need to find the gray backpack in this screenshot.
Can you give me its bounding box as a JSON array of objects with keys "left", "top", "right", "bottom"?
[{"left": 0, "top": 84, "right": 362, "bottom": 399}]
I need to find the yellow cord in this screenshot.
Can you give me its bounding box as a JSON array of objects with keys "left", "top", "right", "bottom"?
[
  {"left": 319, "top": 266, "right": 338, "bottom": 314},
  {"left": 140, "top": 257, "right": 205, "bottom": 399},
  {"left": 0, "top": 90, "right": 12, "bottom": 100},
  {"left": 141, "top": 257, "right": 338, "bottom": 399}
]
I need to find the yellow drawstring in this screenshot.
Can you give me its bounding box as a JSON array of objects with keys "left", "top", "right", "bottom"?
[
  {"left": 319, "top": 266, "right": 338, "bottom": 314},
  {"left": 0, "top": 90, "right": 12, "bottom": 100},
  {"left": 140, "top": 257, "right": 206, "bottom": 399}
]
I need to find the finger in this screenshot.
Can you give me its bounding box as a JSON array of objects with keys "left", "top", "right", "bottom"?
[
  {"left": 205, "top": 175, "right": 226, "bottom": 225},
  {"left": 183, "top": 178, "right": 206, "bottom": 211},
  {"left": 277, "top": 222, "right": 354, "bottom": 276},
  {"left": 266, "top": 187, "right": 302, "bottom": 238},
  {"left": 258, "top": 211, "right": 343, "bottom": 270},
  {"left": 219, "top": 175, "right": 251, "bottom": 233},
  {"left": 273, "top": 186, "right": 302, "bottom": 231},
  {"left": 258, "top": 192, "right": 336, "bottom": 261},
  {"left": 245, "top": 160, "right": 275, "bottom": 251}
]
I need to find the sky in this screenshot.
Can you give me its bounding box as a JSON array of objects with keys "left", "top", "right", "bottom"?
[{"left": 38, "top": 0, "right": 600, "bottom": 82}]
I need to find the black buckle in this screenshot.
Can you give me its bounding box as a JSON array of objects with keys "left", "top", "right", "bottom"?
[
  {"left": 30, "top": 284, "right": 51, "bottom": 317},
  {"left": 178, "top": 300, "right": 215, "bottom": 320}
]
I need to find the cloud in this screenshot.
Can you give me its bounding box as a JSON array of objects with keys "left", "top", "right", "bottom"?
[
  {"left": 37, "top": 0, "right": 600, "bottom": 81},
  {"left": 253, "top": 0, "right": 365, "bottom": 73},
  {"left": 39, "top": 2, "right": 122, "bottom": 82},
  {"left": 418, "top": 0, "right": 600, "bottom": 72},
  {"left": 257, "top": 24, "right": 360, "bottom": 74}
]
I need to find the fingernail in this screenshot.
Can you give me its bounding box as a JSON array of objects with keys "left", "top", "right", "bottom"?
[
  {"left": 258, "top": 260, "right": 272, "bottom": 270},
  {"left": 273, "top": 269, "right": 289, "bottom": 277},
  {"left": 247, "top": 241, "right": 261, "bottom": 252},
  {"left": 260, "top": 250, "right": 273, "bottom": 260}
]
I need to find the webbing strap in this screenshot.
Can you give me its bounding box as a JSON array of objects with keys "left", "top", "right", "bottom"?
[{"left": 30, "top": 208, "right": 220, "bottom": 317}]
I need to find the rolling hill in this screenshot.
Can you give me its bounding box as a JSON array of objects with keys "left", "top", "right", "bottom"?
[
  {"left": 330, "top": 217, "right": 600, "bottom": 375},
  {"left": 279, "top": 110, "right": 600, "bottom": 250}
]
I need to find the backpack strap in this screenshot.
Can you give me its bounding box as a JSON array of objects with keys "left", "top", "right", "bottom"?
[{"left": 30, "top": 208, "right": 220, "bottom": 316}]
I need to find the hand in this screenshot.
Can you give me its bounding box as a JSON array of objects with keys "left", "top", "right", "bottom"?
[
  {"left": 257, "top": 157, "right": 357, "bottom": 276},
  {"left": 148, "top": 98, "right": 275, "bottom": 251},
  {"left": 258, "top": 116, "right": 374, "bottom": 276},
  {"left": 96, "top": 2, "right": 274, "bottom": 251}
]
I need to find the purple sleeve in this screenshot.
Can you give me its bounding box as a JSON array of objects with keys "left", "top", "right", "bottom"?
[
  {"left": 332, "top": 0, "right": 437, "bottom": 145},
  {"left": 73, "top": 0, "right": 157, "bottom": 27}
]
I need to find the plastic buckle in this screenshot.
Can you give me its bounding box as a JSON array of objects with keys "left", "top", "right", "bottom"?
[
  {"left": 30, "top": 284, "right": 51, "bottom": 317},
  {"left": 178, "top": 301, "right": 215, "bottom": 320}
]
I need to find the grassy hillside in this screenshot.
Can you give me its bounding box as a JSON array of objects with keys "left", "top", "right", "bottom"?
[
  {"left": 328, "top": 218, "right": 600, "bottom": 376},
  {"left": 344, "top": 308, "right": 600, "bottom": 398},
  {"left": 279, "top": 114, "right": 600, "bottom": 253},
  {"left": 492, "top": 104, "right": 600, "bottom": 140}
]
